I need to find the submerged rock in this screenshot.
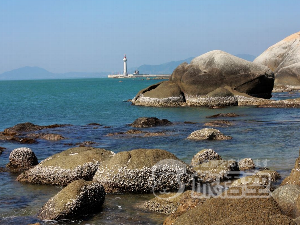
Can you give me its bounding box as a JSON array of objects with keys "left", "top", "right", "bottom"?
[
  {"left": 38, "top": 179, "right": 105, "bottom": 220},
  {"left": 6, "top": 147, "right": 38, "bottom": 172},
  {"left": 17, "top": 147, "right": 114, "bottom": 185},
  {"left": 187, "top": 128, "right": 232, "bottom": 141},
  {"left": 190, "top": 149, "right": 222, "bottom": 167},
  {"left": 93, "top": 149, "right": 194, "bottom": 193},
  {"left": 132, "top": 50, "right": 274, "bottom": 107},
  {"left": 130, "top": 117, "right": 172, "bottom": 128}
]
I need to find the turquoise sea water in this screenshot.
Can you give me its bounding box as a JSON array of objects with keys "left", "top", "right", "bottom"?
[{"left": 1, "top": 78, "right": 300, "bottom": 224}]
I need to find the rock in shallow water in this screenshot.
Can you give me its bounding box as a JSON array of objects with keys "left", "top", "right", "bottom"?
[
  {"left": 130, "top": 117, "right": 172, "bottom": 128},
  {"left": 6, "top": 147, "right": 38, "bottom": 172},
  {"left": 190, "top": 149, "right": 222, "bottom": 167},
  {"left": 187, "top": 128, "right": 232, "bottom": 141},
  {"left": 38, "top": 179, "right": 105, "bottom": 221},
  {"left": 17, "top": 147, "right": 114, "bottom": 185},
  {"left": 93, "top": 149, "right": 194, "bottom": 193}
]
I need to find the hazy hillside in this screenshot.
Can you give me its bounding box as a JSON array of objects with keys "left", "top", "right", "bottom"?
[
  {"left": 0, "top": 67, "right": 109, "bottom": 80},
  {"left": 130, "top": 57, "right": 194, "bottom": 75},
  {"left": 0, "top": 54, "right": 256, "bottom": 80}
]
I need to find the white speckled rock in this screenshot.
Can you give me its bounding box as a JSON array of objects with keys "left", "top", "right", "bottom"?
[
  {"left": 6, "top": 147, "right": 38, "bottom": 171},
  {"left": 238, "top": 158, "right": 255, "bottom": 171},
  {"left": 191, "top": 149, "right": 222, "bottom": 167},
  {"left": 93, "top": 149, "right": 194, "bottom": 193},
  {"left": 17, "top": 147, "right": 114, "bottom": 185},
  {"left": 187, "top": 128, "right": 232, "bottom": 141},
  {"left": 38, "top": 179, "right": 105, "bottom": 220}
]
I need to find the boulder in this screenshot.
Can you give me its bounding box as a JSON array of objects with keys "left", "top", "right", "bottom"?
[
  {"left": 17, "top": 147, "right": 114, "bottom": 185},
  {"left": 256, "top": 169, "right": 281, "bottom": 182},
  {"left": 254, "top": 31, "right": 300, "bottom": 87},
  {"left": 38, "top": 179, "right": 105, "bottom": 220},
  {"left": 238, "top": 158, "right": 255, "bottom": 170},
  {"left": 144, "top": 190, "right": 204, "bottom": 215},
  {"left": 173, "top": 193, "right": 290, "bottom": 225},
  {"left": 6, "top": 147, "right": 38, "bottom": 172},
  {"left": 130, "top": 117, "right": 172, "bottom": 128},
  {"left": 163, "top": 191, "right": 206, "bottom": 225},
  {"left": 132, "top": 50, "right": 274, "bottom": 107},
  {"left": 187, "top": 128, "right": 232, "bottom": 141},
  {"left": 193, "top": 160, "right": 239, "bottom": 182},
  {"left": 281, "top": 156, "right": 300, "bottom": 186},
  {"left": 190, "top": 149, "right": 222, "bottom": 167},
  {"left": 272, "top": 184, "right": 300, "bottom": 218},
  {"left": 93, "top": 149, "right": 194, "bottom": 193}
]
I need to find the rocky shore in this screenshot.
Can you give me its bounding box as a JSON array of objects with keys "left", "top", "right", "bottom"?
[{"left": 1, "top": 116, "right": 300, "bottom": 224}]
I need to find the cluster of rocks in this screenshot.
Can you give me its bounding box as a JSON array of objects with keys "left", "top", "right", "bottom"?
[
  {"left": 0, "top": 122, "right": 68, "bottom": 143},
  {"left": 107, "top": 129, "right": 167, "bottom": 138},
  {"left": 143, "top": 148, "right": 300, "bottom": 225},
  {"left": 130, "top": 117, "right": 172, "bottom": 128},
  {"left": 132, "top": 50, "right": 275, "bottom": 108}
]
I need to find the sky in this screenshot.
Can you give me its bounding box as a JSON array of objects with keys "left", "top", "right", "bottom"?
[{"left": 0, "top": 0, "right": 299, "bottom": 74}]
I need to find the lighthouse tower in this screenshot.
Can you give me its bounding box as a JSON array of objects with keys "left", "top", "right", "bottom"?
[{"left": 123, "top": 54, "right": 128, "bottom": 76}]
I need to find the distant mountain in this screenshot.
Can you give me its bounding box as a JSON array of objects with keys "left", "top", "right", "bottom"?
[
  {"left": 129, "top": 57, "right": 194, "bottom": 75},
  {"left": 235, "top": 54, "right": 256, "bottom": 62},
  {"left": 0, "top": 67, "right": 109, "bottom": 80},
  {"left": 0, "top": 54, "right": 256, "bottom": 80}
]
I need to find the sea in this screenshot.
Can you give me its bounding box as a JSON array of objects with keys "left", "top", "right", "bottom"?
[{"left": 1, "top": 78, "right": 300, "bottom": 224}]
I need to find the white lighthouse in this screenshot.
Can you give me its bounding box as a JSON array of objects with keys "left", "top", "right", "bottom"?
[{"left": 123, "top": 54, "right": 128, "bottom": 76}]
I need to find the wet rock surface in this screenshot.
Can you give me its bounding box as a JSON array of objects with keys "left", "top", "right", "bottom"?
[
  {"left": 93, "top": 149, "right": 194, "bottom": 193},
  {"left": 204, "top": 120, "right": 233, "bottom": 127},
  {"left": 0, "top": 122, "right": 69, "bottom": 143},
  {"left": 6, "top": 147, "right": 38, "bottom": 172},
  {"left": 130, "top": 117, "right": 172, "bottom": 128},
  {"left": 187, "top": 128, "right": 232, "bottom": 141},
  {"left": 17, "top": 147, "right": 114, "bottom": 185},
  {"left": 38, "top": 179, "right": 105, "bottom": 221}
]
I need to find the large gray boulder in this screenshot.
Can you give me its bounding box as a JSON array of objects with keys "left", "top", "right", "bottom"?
[
  {"left": 132, "top": 50, "right": 274, "bottom": 107},
  {"left": 254, "top": 31, "right": 300, "bottom": 87},
  {"left": 93, "top": 149, "right": 194, "bottom": 193},
  {"left": 17, "top": 147, "right": 114, "bottom": 185},
  {"left": 38, "top": 179, "right": 105, "bottom": 220}
]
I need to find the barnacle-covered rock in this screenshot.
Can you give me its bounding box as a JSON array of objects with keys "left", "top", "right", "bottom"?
[
  {"left": 6, "top": 147, "right": 38, "bottom": 172},
  {"left": 190, "top": 149, "right": 222, "bottom": 167},
  {"left": 17, "top": 147, "right": 114, "bottom": 185},
  {"left": 38, "top": 179, "right": 105, "bottom": 220},
  {"left": 187, "top": 128, "right": 232, "bottom": 141},
  {"left": 93, "top": 149, "right": 194, "bottom": 193}
]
